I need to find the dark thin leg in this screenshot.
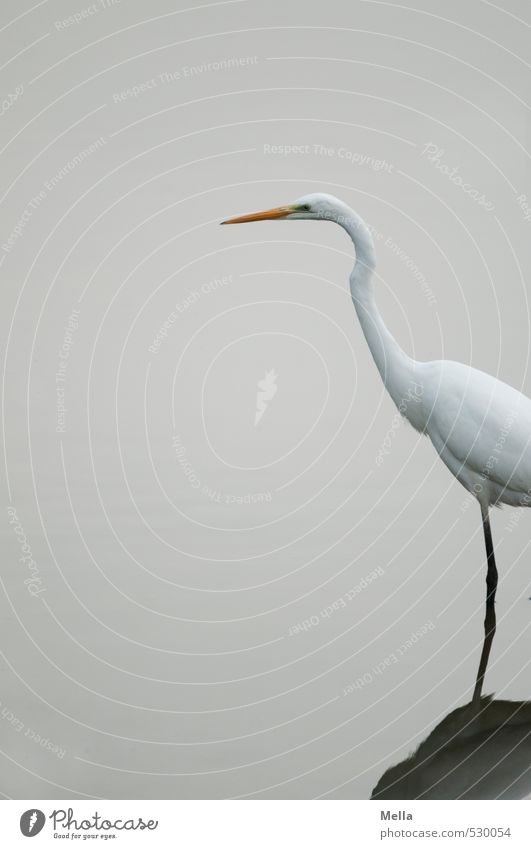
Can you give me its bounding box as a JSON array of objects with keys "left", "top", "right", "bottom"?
[
  {"left": 482, "top": 508, "right": 499, "bottom": 612},
  {"left": 473, "top": 507, "right": 498, "bottom": 703}
]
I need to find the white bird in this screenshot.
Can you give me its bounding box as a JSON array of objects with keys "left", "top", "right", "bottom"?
[{"left": 222, "top": 192, "right": 531, "bottom": 692}]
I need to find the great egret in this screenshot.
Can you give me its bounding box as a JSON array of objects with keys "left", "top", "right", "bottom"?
[{"left": 222, "top": 193, "right": 531, "bottom": 690}]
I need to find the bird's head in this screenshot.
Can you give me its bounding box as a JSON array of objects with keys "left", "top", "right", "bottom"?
[
  {"left": 221, "top": 191, "right": 375, "bottom": 266},
  {"left": 221, "top": 192, "right": 347, "bottom": 225}
]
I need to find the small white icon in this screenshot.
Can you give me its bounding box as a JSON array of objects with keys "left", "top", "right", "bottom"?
[
  {"left": 254, "top": 369, "right": 278, "bottom": 426},
  {"left": 28, "top": 813, "right": 37, "bottom": 834}
]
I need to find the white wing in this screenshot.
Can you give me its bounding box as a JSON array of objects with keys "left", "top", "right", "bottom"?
[{"left": 419, "top": 360, "right": 531, "bottom": 504}]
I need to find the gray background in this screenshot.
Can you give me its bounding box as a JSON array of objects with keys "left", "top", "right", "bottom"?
[{"left": 0, "top": 0, "right": 530, "bottom": 799}]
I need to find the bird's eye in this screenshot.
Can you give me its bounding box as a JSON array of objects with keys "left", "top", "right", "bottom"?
[{"left": 299, "top": 204, "right": 311, "bottom": 211}]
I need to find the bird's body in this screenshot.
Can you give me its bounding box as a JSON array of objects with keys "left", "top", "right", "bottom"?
[
  {"left": 418, "top": 360, "right": 531, "bottom": 509},
  {"left": 338, "top": 190, "right": 531, "bottom": 513},
  {"left": 222, "top": 191, "right": 531, "bottom": 695}
]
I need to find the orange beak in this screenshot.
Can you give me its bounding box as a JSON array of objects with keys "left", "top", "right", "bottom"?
[{"left": 220, "top": 205, "right": 296, "bottom": 224}]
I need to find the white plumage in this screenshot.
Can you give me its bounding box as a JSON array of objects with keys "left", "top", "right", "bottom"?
[
  {"left": 222, "top": 192, "right": 531, "bottom": 693},
  {"left": 416, "top": 359, "right": 531, "bottom": 509}
]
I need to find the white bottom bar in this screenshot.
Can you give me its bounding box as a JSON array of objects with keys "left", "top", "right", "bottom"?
[{"left": 2, "top": 799, "right": 530, "bottom": 848}]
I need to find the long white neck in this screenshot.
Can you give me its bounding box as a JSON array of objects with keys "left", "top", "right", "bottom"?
[{"left": 333, "top": 202, "right": 424, "bottom": 428}]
